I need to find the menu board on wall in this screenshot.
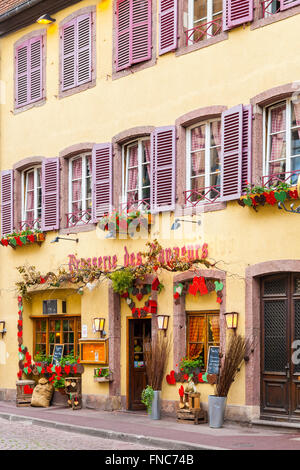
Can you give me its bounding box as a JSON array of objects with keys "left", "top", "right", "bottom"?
[
  {"left": 207, "top": 346, "right": 220, "bottom": 375},
  {"left": 80, "top": 339, "right": 108, "bottom": 364}
]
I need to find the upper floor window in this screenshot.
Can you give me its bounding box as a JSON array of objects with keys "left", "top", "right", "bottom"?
[
  {"left": 122, "top": 138, "right": 151, "bottom": 210},
  {"left": 15, "top": 35, "right": 44, "bottom": 109},
  {"left": 264, "top": 100, "right": 300, "bottom": 185},
  {"left": 68, "top": 154, "right": 92, "bottom": 225},
  {"left": 186, "top": 0, "right": 223, "bottom": 45},
  {"left": 22, "top": 167, "right": 42, "bottom": 230},
  {"left": 261, "top": 0, "right": 280, "bottom": 17},
  {"left": 115, "top": 0, "right": 152, "bottom": 71},
  {"left": 61, "top": 13, "right": 92, "bottom": 91},
  {"left": 186, "top": 120, "right": 221, "bottom": 204}
]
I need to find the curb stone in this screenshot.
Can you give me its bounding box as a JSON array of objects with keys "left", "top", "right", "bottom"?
[{"left": 0, "top": 412, "right": 227, "bottom": 451}]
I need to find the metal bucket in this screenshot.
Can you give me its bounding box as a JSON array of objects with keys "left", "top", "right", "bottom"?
[
  {"left": 151, "top": 390, "right": 161, "bottom": 420},
  {"left": 208, "top": 395, "right": 227, "bottom": 428}
]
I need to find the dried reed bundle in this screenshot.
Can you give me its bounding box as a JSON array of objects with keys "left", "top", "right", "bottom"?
[
  {"left": 144, "top": 333, "right": 171, "bottom": 391},
  {"left": 216, "top": 334, "right": 249, "bottom": 397}
]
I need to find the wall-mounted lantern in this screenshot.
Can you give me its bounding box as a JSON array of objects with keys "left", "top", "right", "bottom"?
[
  {"left": 224, "top": 312, "right": 238, "bottom": 331},
  {"left": 93, "top": 318, "right": 106, "bottom": 338},
  {"left": 157, "top": 315, "right": 169, "bottom": 336},
  {"left": 37, "top": 14, "right": 56, "bottom": 25}
]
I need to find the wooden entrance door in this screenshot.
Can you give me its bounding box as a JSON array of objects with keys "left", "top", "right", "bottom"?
[
  {"left": 128, "top": 319, "right": 151, "bottom": 410},
  {"left": 261, "top": 273, "right": 300, "bottom": 420}
]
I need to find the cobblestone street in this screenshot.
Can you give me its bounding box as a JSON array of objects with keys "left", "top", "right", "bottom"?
[{"left": 0, "top": 418, "right": 161, "bottom": 450}]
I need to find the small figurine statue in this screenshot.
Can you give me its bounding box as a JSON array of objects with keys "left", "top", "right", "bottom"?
[{"left": 185, "top": 375, "right": 197, "bottom": 394}]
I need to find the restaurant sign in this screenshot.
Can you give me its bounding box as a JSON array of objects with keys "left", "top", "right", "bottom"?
[{"left": 68, "top": 243, "right": 208, "bottom": 272}]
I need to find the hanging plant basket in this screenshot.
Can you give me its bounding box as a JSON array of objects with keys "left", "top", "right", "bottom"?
[{"left": 1, "top": 230, "right": 45, "bottom": 248}]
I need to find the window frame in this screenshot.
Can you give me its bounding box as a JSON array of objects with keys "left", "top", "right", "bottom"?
[
  {"left": 59, "top": 5, "right": 96, "bottom": 99},
  {"left": 263, "top": 98, "right": 300, "bottom": 179},
  {"left": 122, "top": 137, "right": 151, "bottom": 209},
  {"left": 33, "top": 315, "right": 81, "bottom": 358},
  {"left": 187, "top": 0, "right": 223, "bottom": 45},
  {"left": 68, "top": 153, "right": 92, "bottom": 225},
  {"left": 21, "top": 166, "right": 42, "bottom": 229},
  {"left": 186, "top": 311, "right": 220, "bottom": 371},
  {"left": 186, "top": 118, "right": 222, "bottom": 203}
]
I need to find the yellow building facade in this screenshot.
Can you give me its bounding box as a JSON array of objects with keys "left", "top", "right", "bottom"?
[{"left": 0, "top": 0, "right": 300, "bottom": 422}]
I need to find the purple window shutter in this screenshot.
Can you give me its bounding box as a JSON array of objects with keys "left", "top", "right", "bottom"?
[
  {"left": 132, "top": 0, "right": 152, "bottom": 65},
  {"left": 77, "top": 13, "right": 92, "bottom": 85},
  {"left": 116, "top": 0, "right": 131, "bottom": 71},
  {"left": 30, "top": 36, "right": 43, "bottom": 103},
  {"left": 220, "top": 105, "right": 243, "bottom": 201},
  {"left": 16, "top": 42, "right": 29, "bottom": 107},
  {"left": 62, "top": 19, "right": 76, "bottom": 90},
  {"left": 241, "top": 105, "right": 252, "bottom": 193},
  {"left": 280, "top": 0, "right": 300, "bottom": 10},
  {"left": 1, "top": 170, "right": 14, "bottom": 236},
  {"left": 152, "top": 126, "right": 176, "bottom": 212},
  {"left": 159, "top": 0, "right": 177, "bottom": 55},
  {"left": 41, "top": 158, "right": 60, "bottom": 231},
  {"left": 227, "top": 0, "right": 253, "bottom": 29},
  {"left": 92, "top": 143, "right": 113, "bottom": 221}
]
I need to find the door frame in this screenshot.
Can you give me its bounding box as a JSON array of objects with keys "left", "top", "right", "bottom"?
[
  {"left": 126, "top": 315, "right": 152, "bottom": 410},
  {"left": 245, "top": 261, "right": 300, "bottom": 418}
]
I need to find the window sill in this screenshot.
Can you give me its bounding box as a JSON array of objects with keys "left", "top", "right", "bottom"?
[
  {"left": 112, "top": 56, "right": 157, "bottom": 81},
  {"left": 14, "top": 98, "right": 46, "bottom": 115},
  {"left": 177, "top": 201, "right": 227, "bottom": 215},
  {"left": 251, "top": 5, "right": 300, "bottom": 30},
  {"left": 176, "top": 32, "right": 228, "bottom": 58},
  {"left": 59, "top": 79, "right": 96, "bottom": 100},
  {"left": 60, "top": 223, "right": 96, "bottom": 235}
]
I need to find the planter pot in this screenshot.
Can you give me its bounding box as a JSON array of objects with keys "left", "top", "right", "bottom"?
[
  {"left": 151, "top": 390, "right": 161, "bottom": 420},
  {"left": 208, "top": 395, "right": 227, "bottom": 428},
  {"left": 94, "top": 374, "right": 113, "bottom": 382}
]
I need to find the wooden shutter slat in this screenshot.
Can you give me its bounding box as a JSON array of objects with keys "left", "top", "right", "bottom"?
[
  {"left": 62, "top": 20, "right": 76, "bottom": 90},
  {"left": 77, "top": 14, "right": 92, "bottom": 85},
  {"left": 131, "top": 0, "right": 152, "bottom": 64},
  {"left": 221, "top": 105, "right": 243, "bottom": 201},
  {"left": 280, "top": 0, "right": 300, "bottom": 10},
  {"left": 116, "top": 0, "right": 131, "bottom": 70},
  {"left": 92, "top": 143, "right": 113, "bottom": 221},
  {"left": 16, "top": 44, "right": 28, "bottom": 107},
  {"left": 225, "top": 0, "right": 253, "bottom": 30},
  {"left": 1, "top": 170, "right": 14, "bottom": 236},
  {"left": 242, "top": 105, "right": 252, "bottom": 193},
  {"left": 159, "top": 0, "right": 177, "bottom": 55},
  {"left": 42, "top": 158, "right": 60, "bottom": 231},
  {"left": 152, "top": 126, "right": 176, "bottom": 212},
  {"left": 30, "top": 37, "right": 43, "bottom": 102}
]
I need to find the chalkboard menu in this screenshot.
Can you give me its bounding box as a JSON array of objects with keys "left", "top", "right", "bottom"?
[
  {"left": 52, "top": 344, "right": 64, "bottom": 366},
  {"left": 207, "top": 346, "right": 220, "bottom": 375}
]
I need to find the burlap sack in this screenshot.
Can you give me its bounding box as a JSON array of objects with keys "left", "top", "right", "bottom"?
[{"left": 31, "top": 377, "right": 54, "bottom": 407}]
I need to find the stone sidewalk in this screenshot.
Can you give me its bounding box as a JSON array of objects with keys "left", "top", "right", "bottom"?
[{"left": 0, "top": 401, "right": 300, "bottom": 450}]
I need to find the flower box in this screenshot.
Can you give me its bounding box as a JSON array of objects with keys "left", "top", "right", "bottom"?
[
  {"left": 1, "top": 230, "right": 45, "bottom": 248},
  {"left": 94, "top": 367, "right": 112, "bottom": 382}
]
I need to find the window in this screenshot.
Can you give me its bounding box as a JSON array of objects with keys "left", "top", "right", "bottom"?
[
  {"left": 15, "top": 35, "right": 44, "bottom": 109},
  {"left": 186, "top": 119, "right": 221, "bottom": 204},
  {"left": 261, "top": 0, "right": 280, "bottom": 17},
  {"left": 21, "top": 167, "right": 42, "bottom": 229},
  {"left": 34, "top": 317, "right": 81, "bottom": 357},
  {"left": 68, "top": 154, "right": 92, "bottom": 225},
  {"left": 187, "top": 312, "right": 220, "bottom": 369},
  {"left": 264, "top": 99, "right": 300, "bottom": 184},
  {"left": 61, "top": 13, "right": 92, "bottom": 92},
  {"left": 123, "top": 138, "right": 151, "bottom": 210},
  {"left": 186, "top": 0, "right": 222, "bottom": 45}
]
